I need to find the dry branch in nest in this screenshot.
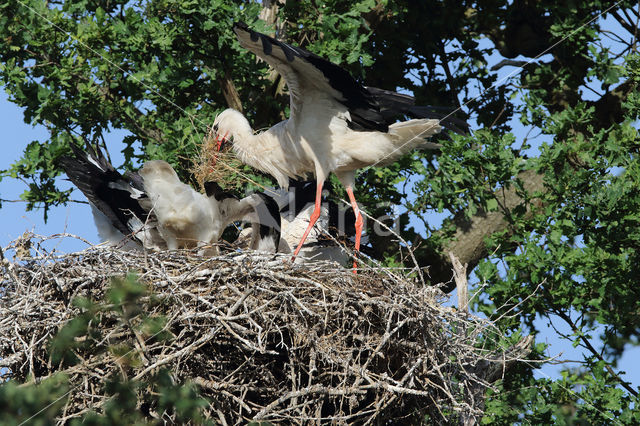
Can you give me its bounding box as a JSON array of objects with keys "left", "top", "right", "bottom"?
[{"left": 0, "top": 234, "right": 533, "bottom": 424}]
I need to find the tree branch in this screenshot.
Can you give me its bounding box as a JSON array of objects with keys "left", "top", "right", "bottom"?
[
  {"left": 589, "top": 80, "right": 636, "bottom": 128},
  {"left": 611, "top": 10, "right": 637, "bottom": 36},
  {"left": 423, "top": 169, "right": 545, "bottom": 292},
  {"left": 490, "top": 59, "right": 529, "bottom": 71},
  {"left": 449, "top": 252, "right": 469, "bottom": 313},
  {"left": 553, "top": 309, "right": 638, "bottom": 397},
  {"left": 422, "top": 73, "right": 635, "bottom": 292},
  {"left": 218, "top": 67, "right": 243, "bottom": 113},
  {"left": 439, "top": 41, "right": 462, "bottom": 110}
]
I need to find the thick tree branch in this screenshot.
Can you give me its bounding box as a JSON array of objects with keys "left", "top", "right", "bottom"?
[
  {"left": 259, "top": 0, "right": 285, "bottom": 34},
  {"left": 611, "top": 10, "right": 637, "bottom": 36},
  {"left": 490, "top": 59, "right": 529, "bottom": 71},
  {"left": 218, "top": 68, "right": 243, "bottom": 113},
  {"left": 449, "top": 253, "right": 469, "bottom": 313},
  {"left": 423, "top": 74, "right": 635, "bottom": 293},
  {"left": 589, "top": 80, "right": 636, "bottom": 128},
  {"left": 423, "top": 169, "right": 545, "bottom": 292}
]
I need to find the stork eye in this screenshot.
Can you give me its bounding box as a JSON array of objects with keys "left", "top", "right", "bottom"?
[{"left": 213, "top": 124, "right": 219, "bottom": 132}]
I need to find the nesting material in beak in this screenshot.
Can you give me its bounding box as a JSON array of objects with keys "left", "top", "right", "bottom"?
[
  {"left": 193, "top": 127, "right": 242, "bottom": 196},
  {"left": 215, "top": 131, "right": 228, "bottom": 152},
  {"left": 211, "top": 131, "right": 229, "bottom": 168}
]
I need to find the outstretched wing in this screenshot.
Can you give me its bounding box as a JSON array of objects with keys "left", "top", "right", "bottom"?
[
  {"left": 233, "top": 22, "right": 387, "bottom": 132},
  {"left": 234, "top": 23, "right": 468, "bottom": 136},
  {"left": 59, "top": 144, "right": 151, "bottom": 242}
]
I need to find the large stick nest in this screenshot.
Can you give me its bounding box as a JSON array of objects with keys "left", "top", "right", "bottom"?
[{"left": 0, "top": 234, "right": 531, "bottom": 424}]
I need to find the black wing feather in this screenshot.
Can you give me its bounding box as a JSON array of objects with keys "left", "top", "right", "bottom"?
[
  {"left": 281, "top": 179, "right": 355, "bottom": 237},
  {"left": 59, "top": 144, "right": 150, "bottom": 240},
  {"left": 204, "top": 181, "right": 237, "bottom": 201},
  {"left": 233, "top": 22, "right": 387, "bottom": 132},
  {"left": 252, "top": 193, "right": 282, "bottom": 250},
  {"left": 365, "top": 87, "right": 470, "bottom": 135},
  {"left": 233, "top": 22, "right": 468, "bottom": 135}
]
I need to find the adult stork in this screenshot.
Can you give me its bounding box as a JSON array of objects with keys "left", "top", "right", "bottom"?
[
  {"left": 60, "top": 144, "right": 281, "bottom": 253},
  {"left": 212, "top": 22, "right": 457, "bottom": 269}
]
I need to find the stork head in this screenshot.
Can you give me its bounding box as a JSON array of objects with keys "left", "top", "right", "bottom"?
[
  {"left": 139, "top": 160, "right": 180, "bottom": 183},
  {"left": 211, "top": 108, "right": 251, "bottom": 152}
]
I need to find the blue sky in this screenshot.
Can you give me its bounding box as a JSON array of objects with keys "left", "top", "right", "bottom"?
[{"left": 0, "top": 91, "right": 93, "bottom": 253}]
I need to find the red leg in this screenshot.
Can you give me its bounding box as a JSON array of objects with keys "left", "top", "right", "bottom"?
[
  {"left": 292, "top": 182, "right": 324, "bottom": 260},
  {"left": 345, "top": 186, "right": 364, "bottom": 272}
]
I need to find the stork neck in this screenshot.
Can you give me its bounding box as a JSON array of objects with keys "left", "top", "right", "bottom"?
[
  {"left": 227, "top": 119, "right": 288, "bottom": 187},
  {"left": 230, "top": 125, "right": 267, "bottom": 167}
]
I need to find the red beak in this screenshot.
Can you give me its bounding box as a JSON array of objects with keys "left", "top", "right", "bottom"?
[
  {"left": 215, "top": 133, "right": 225, "bottom": 151},
  {"left": 211, "top": 131, "right": 229, "bottom": 169}
]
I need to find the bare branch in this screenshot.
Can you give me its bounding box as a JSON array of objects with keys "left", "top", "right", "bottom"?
[
  {"left": 553, "top": 309, "right": 638, "bottom": 398},
  {"left": 449, "top": 252, "right": 469, "bottom": 313}
]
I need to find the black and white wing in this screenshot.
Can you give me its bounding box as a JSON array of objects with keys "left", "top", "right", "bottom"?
[
  {"left": 233, "top": 22, "right": 468, "bottom": 135},
  {"left": 233, "top": 22, "right": 387, "bottom": 132},
  {"left": 59, "top": 144, "right": 157, "bottom": 247},
  {"left": 205, "top": 182, "right": 281, "bottom": 252},
  {"left": 364, "top": 87, "right": 469, "bottom": 135},
  {"left": 249, "top": 193, "right": 281, "bottom": 252}
]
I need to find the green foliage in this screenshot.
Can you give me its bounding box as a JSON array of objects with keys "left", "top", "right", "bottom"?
[
  {"left": 76, "top": 368, "right": 210, "bottom": 425},
  {"left": 2, "top": 0, "right": 640, "bottom": 422},
  {"left": 0, "top": 373, "right": 69, "bottom": 425},
  {"left": 0, "top": 0, "right": 265, "bottom": 212},
  {"left": 483, "top": 364, "right": 640, "bottom": 425},
  {"left": 49, "top": 273, "right": 171, "bottom": 368}
]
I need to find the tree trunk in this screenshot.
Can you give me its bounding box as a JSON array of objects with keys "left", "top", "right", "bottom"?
[
  {"left": 218, "top": 68, "right": 243, "bottom": 113},
  {"left": 426, "top": 76, "right": 634, "bottom": 292}
]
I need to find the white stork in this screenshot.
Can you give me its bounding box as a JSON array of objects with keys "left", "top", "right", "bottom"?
[
  {"left": 230, "top": 180, "right": 356, "bottom": 263},
  {"left": 212, "top": 22, "right": 453, "bottom": 269},
  {"left": 60, "top": 144, "right": 281, "bottom": 253}
]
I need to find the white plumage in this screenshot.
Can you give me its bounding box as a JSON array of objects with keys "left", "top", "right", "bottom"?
[
  {"left": 138, "top": 160, "right": 223, "bottom": 251},
  {"left": 245, "top": 181, "right": 355, "bottom": 264},
  {"left": 213, "top": 22, "right": 446, "bottom": 268},
  {"left": 279, "top": 203, "right": 351, "bottom": 265},
  {"left": 60, "top": 145, "right": 281, "bottom": 253},
  {"left": 205, "top": 182, "right": 282, "bottom": 253}
]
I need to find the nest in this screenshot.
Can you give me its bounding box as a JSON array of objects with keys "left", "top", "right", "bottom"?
[{"left": 0, "top": 234, "right": 532, "bottom": 424}]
